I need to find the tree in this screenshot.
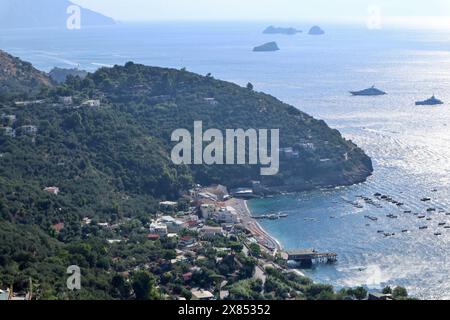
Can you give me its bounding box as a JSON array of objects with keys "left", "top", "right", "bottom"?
[
  {"left": 63, "top": 112, "right": 83, "bottom": 130},
  {"left": 382, "top": 286, "right": 392, "bottom": 294},
  {"left": 238, "top": 255, "right": 256, "bottom": 280},
  {"left": 249, "top": 243, "right": 261, "bottom": 257},
  {"left": 246, "top": 82, "right": 254, "bottom": 91},
  {"left": 229, "top": 242, "right": 243, "bottom": 253},
  {"left": 348, "top": 287, "right": 368, "bottom": 300},
  {"left": 392, "top": 286, "right": 408, "bottom": 299},
  {"left": 111, "top": 274, "right": 130, "bottom": 299},
  {"left": 132, "top": 271, "right": 159, "bottom": 300}
]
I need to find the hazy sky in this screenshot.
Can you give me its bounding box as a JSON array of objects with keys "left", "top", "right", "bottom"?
[{"left": 72, "top": 0, "right": 450, "bottom": 27}]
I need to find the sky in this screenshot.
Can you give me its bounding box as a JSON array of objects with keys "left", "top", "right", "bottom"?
[{"left": 71, "top": 0, "right": 450, "bottom": 28}]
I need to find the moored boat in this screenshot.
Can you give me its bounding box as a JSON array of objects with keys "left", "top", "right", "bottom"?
[
  {"left": 415, "top": 95, "right": 444, "bottom": 106},
  {"left": 350, "top": 85, "right": 386, "bottom": 96}
]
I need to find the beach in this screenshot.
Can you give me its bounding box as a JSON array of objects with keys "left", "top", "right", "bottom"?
[{"left": 226, "top": 198, "right": 283, "bottom": 253}]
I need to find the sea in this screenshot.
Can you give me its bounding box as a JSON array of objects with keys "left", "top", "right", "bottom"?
[{"left": 2, "top": 21, "right": 450, "bottom": 299}]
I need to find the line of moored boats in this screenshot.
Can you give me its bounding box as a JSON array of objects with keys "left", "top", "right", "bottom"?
[{"left": 344, "top": 191, "right": 450, "bottom": 237}]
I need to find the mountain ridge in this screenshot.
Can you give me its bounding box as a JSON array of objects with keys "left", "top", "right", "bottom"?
[{"left": 0, "top": 49, "right": 53, "bottom": 99}]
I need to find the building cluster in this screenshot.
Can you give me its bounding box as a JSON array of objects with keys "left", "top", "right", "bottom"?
[
  {"left": 0, "top": 124, "right": 38, "bottom": 138},
  {"left": 55, "top": 96, "right": 102, "bottom": 109},
  {"left": 148, "top": 194, "right": 241, "bottom": 243},
  {"left": 1, "top": 111, "right": 40, "bottom": 138}
]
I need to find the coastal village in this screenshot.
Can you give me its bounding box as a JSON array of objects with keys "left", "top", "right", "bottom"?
[
  {"left": 0, "top": 177, "right": 345, "bottom": 300},
  {"left": 1, "top": 95, "right": 406, "bottom": 301},
  {"left": 1, "top": 178, "right": 407, "bottom": 300}
]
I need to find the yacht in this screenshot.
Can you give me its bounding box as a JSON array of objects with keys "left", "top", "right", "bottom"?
[
  {"left": 350, "top": 85, "right": 386, "bottom": 96},
  {"left": 415, "top": 95, "right": 444, "bottom": 106}
]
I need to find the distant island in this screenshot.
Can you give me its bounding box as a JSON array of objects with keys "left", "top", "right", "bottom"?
[
  {"left": 263, "top": 26, "right": 302, "bottom": 35},
  {"left": 253, "top": 42, "right": 280, "bottom": 52},
  {"left": 0, "top": 0, "right": 115, "bottom": 29},
  {"left": 308, "top": 26, "right": 325, "bottom": 35},
  {"left": 49, "top": 67, "right": 88, "bottom": 83}
]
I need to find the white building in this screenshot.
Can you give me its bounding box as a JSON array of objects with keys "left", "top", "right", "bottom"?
[
  {"left": 150, "top": 222, "right": 168, "bottom": 236},
  {"left": 18, "top": 125, "right": 38, "bottom": 136},
  {"left": 97, "top": 222, "right": 110, "bottom": 228},
  {"left": 191, "top": 289, "right": 214, "bottom": 301},
  {"left": 82, "top": 99, "right": 101, "bottom": 108},
  {"left": 217, "top": 207, "right": 239, "bottom": 224},
  {"left": 200, "top": 226, "right": 224, "bottom": 239},
  {"left": 160, "top": 201, "right": 178, "bottom": 212},
  {"left": 59, "top": 96, "right": 73, "bottom": 105},
  {"left": 200, "top": 204, "right": 216, "bottom": 220},
  {"left": 44, "top": 186, "right": 60, "bottom": 195},
  {"left": 198, "top": 192, "right": 218, "bottom": 201},
  {"left": 0, "top": 127, "right": 15, "bottom": 137},
  {"left": 160, "top": 216, "right": 186, "bottom": 233},
  {"left": 1, "top": 114, "right": 16, "bottom": 125},
  {"left": 203, "top": 98, "right": 218, "bottom": 106}
]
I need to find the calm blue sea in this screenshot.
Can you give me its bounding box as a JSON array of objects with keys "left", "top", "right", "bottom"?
[{"left": 2, "top": 22, "right": 450, "bottom": 299}]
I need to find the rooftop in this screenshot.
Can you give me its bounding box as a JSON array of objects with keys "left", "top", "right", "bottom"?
[{"left": 191, "top": 289, "right": 214, "bottom": 300}]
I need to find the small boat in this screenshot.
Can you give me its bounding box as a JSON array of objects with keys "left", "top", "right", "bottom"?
[
  {"left": 421, "top": 197, "right": 431, "bottom": 202},
  {"left": 415, "top": 95, "right": 444, "bottom": 106},
  {"left": 426, "top": 218, "right": 432, "bottom": 221},
  {"left": 377, "top": 230, "right": 385, "bottom": 234},
  {"left": 439, "top": 223, "right": 446, "bottom": 226},
  {"left": 419, "top": 226, "right": 428, "bottom": 230},
  {"left": 374, "top": 193, "right": 382, "bottom": 197},
  {"left": 402, "top": 229, "right": 409, "bottom": 233},
  {"left": 444, "top": 226, "right": 450, "bottom": 229},
  {"left": 434, "top": 232, "right": 442, "bottom": 236},
  {"left": 404, "top": 210, "right": 412, "bottom": 214},
  {"left": 350, "top": 85, "right": 386, "bottom": 96},
  {"left": 427, "top": 208, "right": 436, "bottom": 212},
  {"left": 418, "top": 215, "right": 426, "bottom": 219},
  {"left": 386, "top": 214, "right": 398, "bottom": 219},
  {"left": 384, "top": 232, "right": 395, "bottom": 237},
  {"left": 365, "top": 215, "right": 378, "bottom": 222}
]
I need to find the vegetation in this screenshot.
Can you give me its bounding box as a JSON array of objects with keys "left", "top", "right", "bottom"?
[
  {"left": 0, "top": 50, "right": 52, "bottom": 100},
  {"left": 0, "top": 54, "right": 375, "bottom": 300}
]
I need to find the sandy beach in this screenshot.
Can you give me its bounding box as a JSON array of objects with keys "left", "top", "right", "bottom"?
[{"left": 226, "top": 198, "right": 283, "bottom": 253}]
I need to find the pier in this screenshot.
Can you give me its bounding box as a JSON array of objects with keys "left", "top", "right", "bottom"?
[{"left": 286, "top": 249, "right": 337, "bottom": 268}]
